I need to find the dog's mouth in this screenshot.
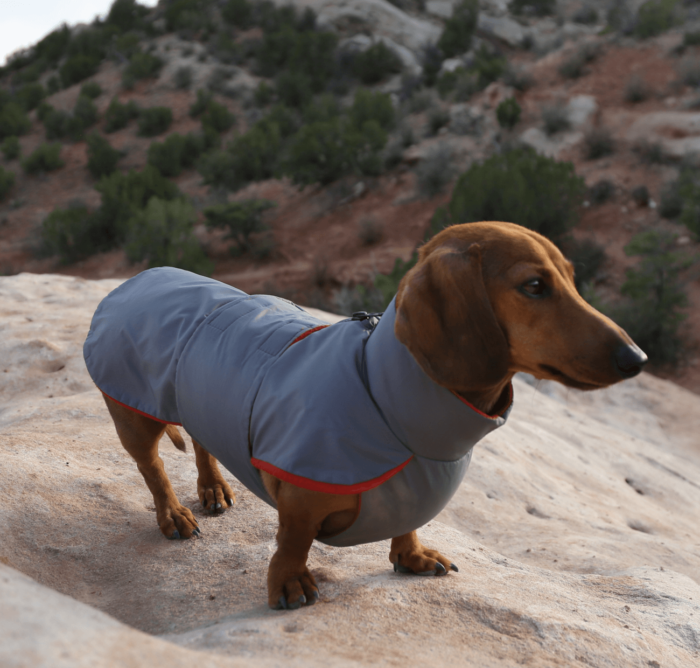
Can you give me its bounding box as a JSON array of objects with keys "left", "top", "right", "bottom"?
[{"left": 538, "top": 364, "right": 607, "bottom": 391}]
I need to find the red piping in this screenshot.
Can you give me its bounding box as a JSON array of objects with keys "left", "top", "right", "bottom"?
[
  {"left": 251, "top": 456, "right": 413, "bottom": 495},
  {"left": 289, "top": 324, "right": 329, "bottom": 347},
  {"left": 451, "top": 382, "right": 513, "bottom": 420},
  {"left": 101, "top": 391, "right": 182, "bottom": 425}
]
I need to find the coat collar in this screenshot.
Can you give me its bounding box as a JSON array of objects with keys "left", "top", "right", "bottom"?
[{"left": 363, "top": 299, "right": 512, "bottom": 461}]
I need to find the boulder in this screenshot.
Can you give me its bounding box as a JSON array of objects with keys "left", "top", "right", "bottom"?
[
  {"left": 1, "top": 272, "right": 700, "bottom": 666},
  {"left": 626, "top": 111, "right": 700, "bottom": 160}
]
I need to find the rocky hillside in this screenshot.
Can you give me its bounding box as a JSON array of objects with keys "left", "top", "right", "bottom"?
[{"left": 1, "top": 0, "right": 699, "bottom": 391}]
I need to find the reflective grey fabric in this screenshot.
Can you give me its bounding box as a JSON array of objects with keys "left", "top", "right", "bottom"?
[{"left": 84, "top": 267, "right": 512, "bottom": 547}]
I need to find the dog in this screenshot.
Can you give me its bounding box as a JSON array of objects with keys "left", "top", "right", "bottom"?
[{"left": 84, "top": 221, "right": 647, "bottom": 610}]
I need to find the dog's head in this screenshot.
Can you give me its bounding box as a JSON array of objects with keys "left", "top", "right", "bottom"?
[{"left": 395, "top": 222, "right": 647, "bottom": 405}]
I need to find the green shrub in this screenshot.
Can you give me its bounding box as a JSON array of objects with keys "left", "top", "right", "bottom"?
[
  {"left": 44, "top": 109, "right": 70, "bottom": 140},
  {"left": 95, "top": 165, "right": 181, "bottom": 246},
  {"left": 40, "top": 205, "right": 105, "bottom": 262},
  {"left": 86, "top": 132, "right": 121, "bottom": 178},
  {"left": 204, "top": 198, "right": 275, "bottom": 256},
  {"left": 22, "top": 143, "right": 64, "bottom": 174},
  {"left": 352, "top": 42, "right": 402, "bottom": 85},
  {"left": 509, "top": 0, "right": 555, "bottom": 16},
  {"left": 283, "top": 117, "right": 386, "bottom": 186},
  {"left": 350, "top": 89, "right": 395, "bottom": 131},
  {"left": 559, "top": 237, "right": 607, "bottom": 292},
  {"left": 189, "top": 89, "right": 213, "bottom": 117},
  {"left": 438, "top": 0, "right": 478, "bottom": 58},
  {"left": 125, "top": 197, "right": 213, "bottom": 274},
  {"left": 426, "top": 106, "right": 450, "bottom": 135},
  {"left": 275, "top": 70, "right": 313, "bottom": 108},
  {"left": 659, "top": 178, "right": 683, "bottom": 219},
  {"left": 47, "top": 75, "right": 62, "bottom": 95},
  {"left": 634, "top": 0, "right": 678, "bottom": 39},
  {"left": 677, "top": 56, "right": 700, "bottom": 87},
  {"left": 165, "top": 0, "right": 212, "bottom": 31},
  {"left": 254, "top": 81, "right": 275, "bottom": 106},
  {"left": 684, "top": 30, "right": 700, "bottom": 47},
  {"left": 496, "top": 97, "right": 521, "bottom": 129},
  {"left": 123, "top": 52, "right": 163, "bottom": 87},
  {"left": 624, "top": 74, "right": 649, "bottom": 103},
  {"left": 35, "top": 24, "right": 71, "bottom": 63},
  {"left": 222, "top": 0, "right": 253, "bottom": 27},
  {"left": 67, "top": 95, "right": 99, "bottom": 140},
  {"left": 201, "top": 100, "right": 235, "bottom": 133},
  {"left": 104, "top": 98, "right": 140, "bottom": 133},
  {"left": 106, "top": 0, "right": 150, "bottom": 32},
  {"left": 0, "top": 166, "right": 15, "bottom": 201},
  {"left": 60, "top": 55, "right": 101, "bottom": 87},
  {"left": 225, "top": 120, "right": 282, "bottom": 183},
  {"left": 0, "top": 101, "right": 31, "bottom": 140},
  {"left": 471, "top": 45, "right": 507, "bottom": 89},
  {"left": 147, "top": 133, "right": 204, "bottom": 176},
  {"left": 2, "top": 136, "right": 20, "bottom": 160},
  {"left": 611, "top": 230, "right": 691, "bottom": 366},
  {"left": 448, "top": 146, "right": 585, "bottom": 239},
  {"left": 677, "top": 168, "right": 700, "bottom": 236},
  {"left": 80, "top": 82, "right": 103, "bottom": 99},
  {"left": 421, "top": 45, "right": 444, "bottom": 88},
  {"left": 584, "top": 127, "right": 614, "bottom": 159},
  {"left": 138, "top": 106, "right": 173, "bottom": 136},
  {"left": 174, "top": 66, "right": 193, "bottom": 89},
  {"left": 16, "top": 83, "right": 46, "bottom": 112}
]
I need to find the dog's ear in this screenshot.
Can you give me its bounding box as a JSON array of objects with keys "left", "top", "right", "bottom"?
[{"left": 395, "top": 243, "right": 510, "bottom": 393}]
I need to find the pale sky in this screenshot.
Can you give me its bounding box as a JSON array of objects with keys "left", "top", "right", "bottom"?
[{"left": 1, "top": 0, "right": 158, "bottom": 66}]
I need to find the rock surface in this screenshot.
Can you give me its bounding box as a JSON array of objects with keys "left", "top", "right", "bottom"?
[{"left": 1, "top": 272, "right": 700, "bottom": 667}]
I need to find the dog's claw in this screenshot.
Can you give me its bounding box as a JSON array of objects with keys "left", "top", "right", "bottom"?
[
  {"left": 306, "top": 590, "right": 319, "bottom": 606},
  {"left": 394, "top": 561, "right": 413, "bottom": 574},
  {"left": 226, "top": 498, "right": 234, "bottom": 507},
  {"left": 450, "top": 563, "right": 459, "bottom": 572},
  {"left": 215, "top": 502, "right": 222, "bottom": 510},
  {"left": 275, "top": 595, "right": 288, "bottom": 610},
  {"left": 288, "top": 595, "right": 306, "bottom": 610},
  {"left": 435, "top": 562, "right": 447, "bottom": 576},
  {"left": 168, "top": 529, "right": 180, "bottom": 540}
]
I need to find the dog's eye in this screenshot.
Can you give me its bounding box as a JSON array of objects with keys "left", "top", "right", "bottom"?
[{"left": 521, "top": 278, "right": 547, "bottom": 297}]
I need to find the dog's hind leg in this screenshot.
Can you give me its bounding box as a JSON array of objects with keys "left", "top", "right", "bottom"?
[
  {"left": 390, "top": 531, "right": 459, "bottom": 576},
  {"left": 103, "top": 395, "right": 200, "bottom": 540},
  {"left": 192, "top": 440, "right": 236, "bottom": 515}
]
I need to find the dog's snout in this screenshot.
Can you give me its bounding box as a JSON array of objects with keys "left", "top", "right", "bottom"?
[{"left": 613, "top": 344, "right": 648, "bottom": 379}]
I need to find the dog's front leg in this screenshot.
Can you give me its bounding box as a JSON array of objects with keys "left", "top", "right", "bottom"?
[{"left": 390, "top": 531, "right": 458, "bottom": 576}]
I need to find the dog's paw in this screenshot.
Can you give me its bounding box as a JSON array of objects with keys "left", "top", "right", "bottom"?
[
  {"left": 392, "top": 547, "right": 458, "bottom": 577},
  {"left": 198, "top": 477, "right": 236, "bottom": 515},
  {"left": 268, "top": 567, "right": 320, "bottom": 611},
  {"left": 158, "top": 503, "right": 200, "bottom": 540}
]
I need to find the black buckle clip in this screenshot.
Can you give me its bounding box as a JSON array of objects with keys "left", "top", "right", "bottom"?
[{"left": 351, "top": 311, "right": 384, "bottom": 321}]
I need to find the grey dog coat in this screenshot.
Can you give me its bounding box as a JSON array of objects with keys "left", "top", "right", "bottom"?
[{"left": 84, "top": 267, "right": 512, "bottom": 547}]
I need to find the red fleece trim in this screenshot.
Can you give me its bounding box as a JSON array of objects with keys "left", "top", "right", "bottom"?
[
  {"left": 251, "top": 456, "right": 413, "bottom": 495},
  {"left": 451, "top": 382, "right": 513, "bottom": 420},
  {"left": 289, "top": 324, "right": 329, "bottom": 347},
  {"left": 101, "top": 391, "right": 182, "bottom": 425}
]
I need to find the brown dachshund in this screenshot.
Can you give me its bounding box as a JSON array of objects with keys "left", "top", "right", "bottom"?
[{"left": 99, "top": 221, "right": 647, "bottom": 610}]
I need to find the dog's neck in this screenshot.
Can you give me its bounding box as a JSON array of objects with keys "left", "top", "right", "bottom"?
[{"left": 456, "top": 376, "right": 514, "bottom": 418}]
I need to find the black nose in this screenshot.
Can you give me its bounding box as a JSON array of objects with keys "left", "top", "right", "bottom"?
[{"left": 614, "top": 344, "right": 648, "bottom": 378}]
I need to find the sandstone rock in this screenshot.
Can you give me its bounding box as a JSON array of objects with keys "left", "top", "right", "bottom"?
[
  {"left": 1, "top": 272, "right": 700, "bottom": 667},
  {"left": 520, "top": 126, "right": 583, "bottom": 158},
  {"left": 477, "top": 14, "right": 526, "bottom": 46},
  {"left": 308, "top": 0, "right": 442, "bottom": 54},
  {"left": 626, "top": 111, "right": 700, "bottom": 160},
  {"left": 339, "top": 34, "right": 422, "bottom": 73},
  {"left": 567, "top": 94, "right": 597, "bottom": 128}
]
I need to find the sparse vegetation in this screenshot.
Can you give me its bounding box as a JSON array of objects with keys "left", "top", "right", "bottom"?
[
  {"left": 509, "top": 0, "right": 555, "bottom": 16},
  {"left": 222, "top": 0, "right": 253, "bottom": 28},
  {"left": 588, "top": 179, "right": 615, "bottom": 204},
  {"left": 496, "top": 97, "right": 521, "bottom": 129},
  {"left": 572, "top": 6, "right": 598, "bottom": 24},
  {"left": 123, "top": 51, "right": 163, "bottom": 88},
  {"left": 438, "top": 0, "right": 478, "bottom": 58},
  {"left": 415, "top": 143, "right": 454, "bottom": 198},
  {"left": 427, "top": 106, "right": 450, "bottom": 135},
  {"left": 0, "top": 100, "right": 31, "bottom": 140},
  {"left": 448, "top": 146, "right": 585, "bottom": 240},
  {"left": 2, "top": 136, "right": 20, "bottom": 161},
  {"left": 60, "top": 54, "right": 101, "bottom": 87},
  {"left": 503, "top": 67, "right": 534, "bottom": 91},
  {"left": 357, "top": 216, "right": 384, "bottom": 246},
  {"left": 634, "top": 0, "right": 678, "bottom": 39},
  {"left": 659, "top": 179, "right": 684, "bottom": 219},
  {"left": 174, "top": 66, "right": 193, "bottom": 89},
  {"left": 22, "top": 143, "right": 64, "bottom": 174},
  {"left": 684, "top": 30, "right": 700, "bottom": 47},
  {"left": 137, "top": 106, "right": 173, "bottom": 136},
  {"left": 104, "top": 98, "right": 140, "bottom": 133},
  {"left": 201, "top": 100, "right": 236, "bottom": 133},
  {"left": 678, "top": 56, "right": 700, "bottom": 87},
  {"left": 16, "top": 83, "right": 46, "bottom": 112},
  {"left": 584, "top": 127, "right": 615, "bottom": 159},
  {"left": 0, "top": 166, "right": 15, "bottom": 201},
  {"left": 624, "top": 74, "right": 649, "bottom": 103},
  {"left": 80, "top": 82, "right": 102, "bottom": 99},
  {"left": 147, "top": 132, "right": 204, "bottom": 176},
  {"left": 86, "top": 132, "right": 121, "bottom": 178},
  {"left": 204, "top": 198, "right": 275, "bottom": 257},
  {"left": 41, "top": 204, "right": 103, "bottom": 263},
  {"left": 559, "top": 237, "right": 607, "bottom": 292},
  {"left": 125, "top": 197, "right": 213, "bottom": 274},
  {"left": 632, "top": 185, "right": 650, "bottom": 206},
  {"left": 558, "top": 43, "right": 599, "bottom": 79},
  {"left": 542, "top": 105, "right": 570, "bottom": 135}
]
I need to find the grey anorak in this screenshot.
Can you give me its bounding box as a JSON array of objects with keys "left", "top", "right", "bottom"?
[{"left": 84, "top": 267, "right": 512, "bottom": 547}]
